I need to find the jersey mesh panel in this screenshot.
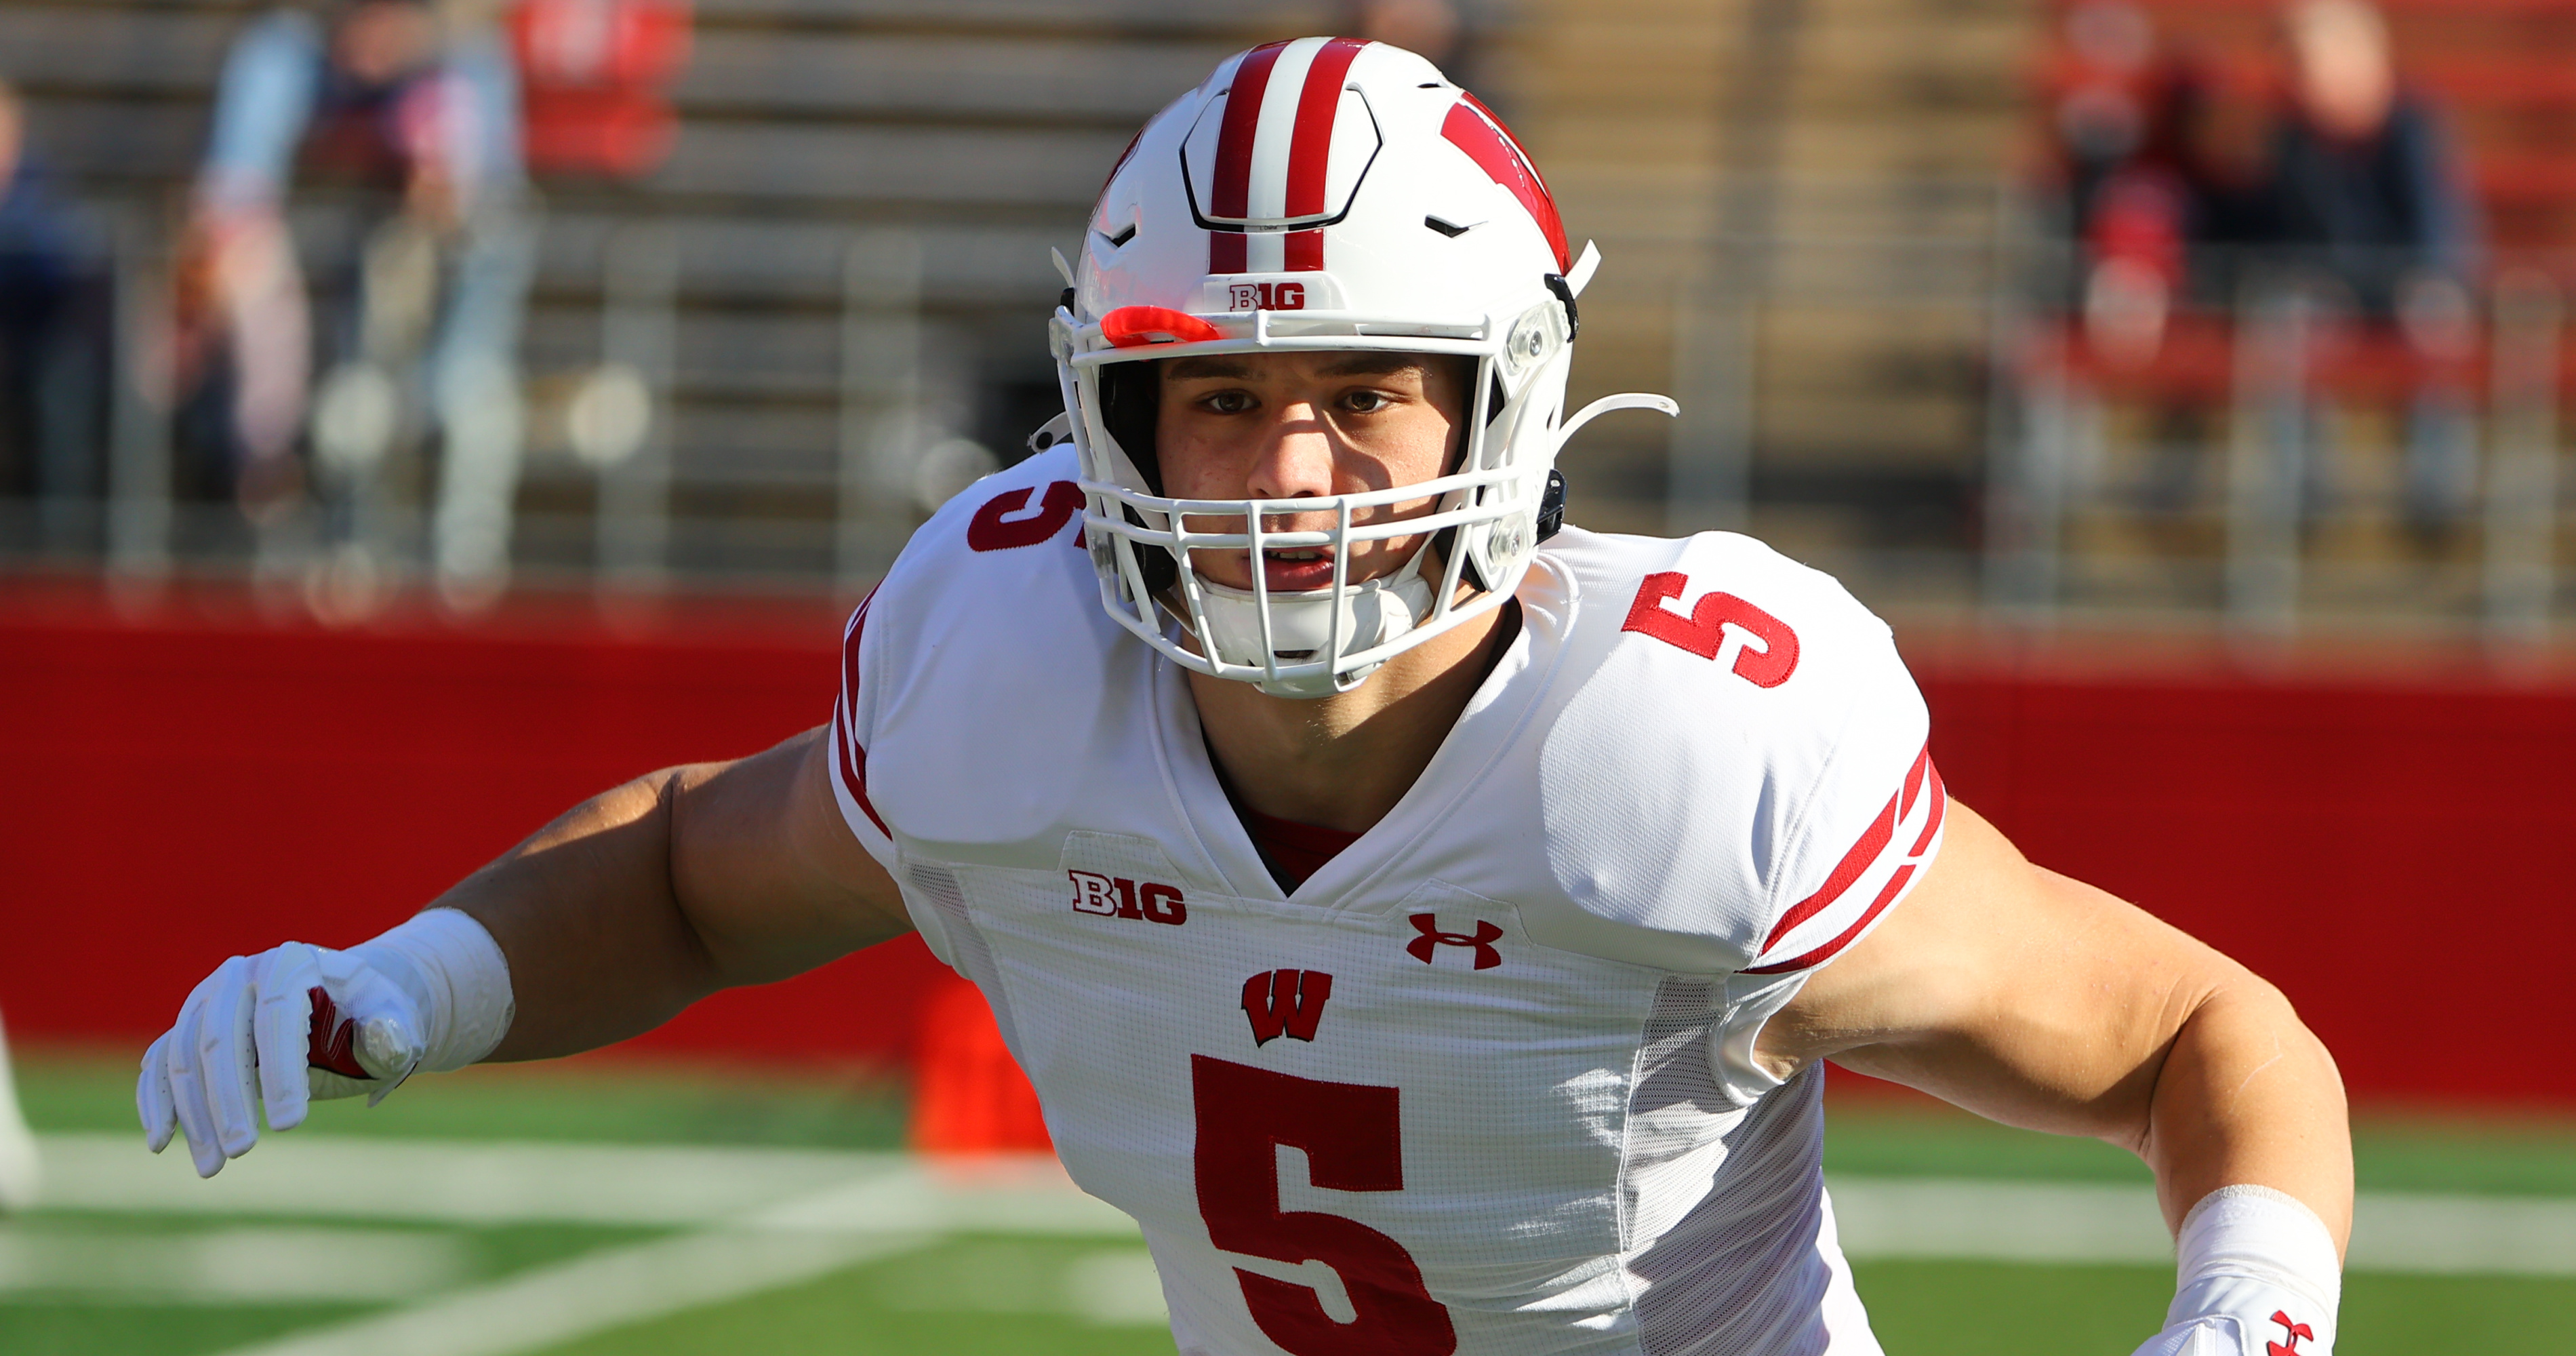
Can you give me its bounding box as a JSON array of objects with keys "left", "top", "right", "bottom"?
[
  {"left": 1628, "top": 984, "right": 1834, "bottom": 1356},
  {"left": 906, "top": 864, "right": 1028, "bottom": 1053}
]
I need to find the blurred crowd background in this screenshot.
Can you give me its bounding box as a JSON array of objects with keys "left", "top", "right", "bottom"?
[{"left": 0, "top": 0, "right": 2571, "bottom": 638}]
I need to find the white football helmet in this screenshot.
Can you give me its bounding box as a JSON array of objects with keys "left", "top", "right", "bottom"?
[{"left": 1047, "top": 36, "right": 1675, "bottom": 697}]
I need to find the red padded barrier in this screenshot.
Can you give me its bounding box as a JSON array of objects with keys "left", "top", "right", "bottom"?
[
  {"left": 1916, "top": 646, "right": 2576, "bottom": 1111},
  {"left": 5, "top": 584, "right": 2572, "bottom": 1106},
  {"left": 0, "top": 584, "right": 946, "bottom": 1072}
]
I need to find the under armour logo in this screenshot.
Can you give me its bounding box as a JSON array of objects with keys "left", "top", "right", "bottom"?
[
  {"left": 1405, "top": 914, "right": 1503, "bottom": 970},
  {"left": 2267, "top": 1311, "right": 2314, "bottom": 1356},
  {"left": 1242, "top": 969, "right": 1333, "bottom": 1046}
]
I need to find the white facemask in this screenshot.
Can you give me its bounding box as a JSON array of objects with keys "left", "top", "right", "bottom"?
[{"left": 1181, "top": 547, "right": 1441, "bottom": 698}]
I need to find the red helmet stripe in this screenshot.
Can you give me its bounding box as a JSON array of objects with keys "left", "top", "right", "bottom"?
[
  {"left": 1209, "top": 230, "right": 1247, "bottom": 273},
  {"left": 1284, "top": 229, "right": 1323, "bottom": 272},
  {"left": 1441, "top": 94, "right": 1571, "bottom": 272},
  {"left": 1211, "top": 41, "right": 1288, "bottom": 223},
  {"left": 1284, "top": 37, "right": 1369, "bottom": 221}
]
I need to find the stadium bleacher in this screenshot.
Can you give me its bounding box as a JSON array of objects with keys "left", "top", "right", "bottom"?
[
  {"left": 1995, "top": 0, "right": 2576, "bottom": 631},
  {"left": 3, "top": 0, "right": 2571, "bottom": 633},
  {"left": 0, "top": 0, "right": 1345, "bottom": 587}
]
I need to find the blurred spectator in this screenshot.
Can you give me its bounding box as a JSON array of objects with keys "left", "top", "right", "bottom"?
[
  {"left": 510, "top": 0, "right": 693, "bottom": 179},
  {"left": 0, "top": 81, "right": 109, "bottom": 547},
  {"left": 1345, "top": 0, "right": 1482, "bottom": 96},
  {"left": 2045, "top": 3, "right": 2260, "bottom": 370},
  {"left": 1349, "top": 0, "right": 1462, "bottom": 64},
  {"left": 181, "top": 0, "right": 532, "bottom": 605},
  {"left": 2256, "top": 0, "right": 2481, "bottom": 532}
]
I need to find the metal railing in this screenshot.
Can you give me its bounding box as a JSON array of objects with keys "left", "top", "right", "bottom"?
[
  {"left": 1986, "top": 238, "right": 2571, "bottom": 641},
  {"left": 8, "top": 196, "right": 2571, "bottom": 643},
  {"left": 0, "top": 203, "right": 951, "bottom": 612}
]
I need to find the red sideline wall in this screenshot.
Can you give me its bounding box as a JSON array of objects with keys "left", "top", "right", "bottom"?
[
  {"left": 0, "top": 585, "right": 950, "bottom": 1071},
  {"left": 5, "top": 586, "right": 2573, "bottom": 1106}
]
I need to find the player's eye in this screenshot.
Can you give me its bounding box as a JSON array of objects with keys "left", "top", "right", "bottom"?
[
  {"left": 1342, "top": 388, "right": 1394, "bottom": 414},
  {"left": 1201, "top": 389, "right": 1257, "bottom": 415}
]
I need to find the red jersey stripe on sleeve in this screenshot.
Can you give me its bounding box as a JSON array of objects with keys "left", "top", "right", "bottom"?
[
  {"left": 1761, "top": 789, "right": 1897, "bottom": 953},
  {"left": 1749, "top": 746, "right": 1944, "bottom": 974},
  {"left": 832, "top": 589, "right": 890, "bottom": 840},
  {"left": 1908, "top": 760, "right": 1946, "bottom": 857},
  {"left": 1742, "top": 863, "right": 1918, "bottom": 976}
]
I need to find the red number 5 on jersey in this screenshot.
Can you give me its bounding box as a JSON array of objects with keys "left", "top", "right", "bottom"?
[
  {"left": 1192, "top": 1056, "right": 1457, "bottom": 1355},
  {"left": 966, "top": 480, "right": 1085, "bottom": 551},
  {"left": 1622, "top": 571, "right": 1800, "bottom": 687}
]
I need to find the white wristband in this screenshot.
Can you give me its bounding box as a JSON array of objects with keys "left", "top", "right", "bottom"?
[
  {"left": 347, "top": 909, "right": 516, "bottom": 1073},
  {"left": 2168, "top": 1184, "right": 2341, "bottom": 1352}
]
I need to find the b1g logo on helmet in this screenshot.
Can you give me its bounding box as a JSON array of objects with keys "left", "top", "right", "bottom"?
[
  {"left": 1226, "top": 281, "right": 1306, "bottom": 312},
  {"left": 1068, "top": 870, "right": 1187, "bottom": 926}
]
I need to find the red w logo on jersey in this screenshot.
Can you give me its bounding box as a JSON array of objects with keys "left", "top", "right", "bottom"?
[
  {"left": 2267, "top": 1311, "right": 2314, "bottom": 1355},
  {"left": 1242, "top": 969, "right": 1333, "bottom": 1046}
]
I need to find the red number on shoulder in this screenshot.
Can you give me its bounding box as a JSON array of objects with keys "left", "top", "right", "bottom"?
[
  {"left": 1192, "top": 1055, "right": 1455, "bottom": 1356},
  {"left": 1622, "top": 571, "right": 1800, "bottom": 687},
  {"left": 967, "top": 481, "right": 1085, "bottom": 551}
]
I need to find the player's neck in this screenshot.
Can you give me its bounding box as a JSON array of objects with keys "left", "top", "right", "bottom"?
[{"left": 1186, "top": 601, "right": 1516, "bottom": 837}]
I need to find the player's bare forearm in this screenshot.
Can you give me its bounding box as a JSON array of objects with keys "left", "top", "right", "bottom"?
[
  {"left": 1763, "top": 800, "right": 2352, "bottom": 1248},
  {"left": 435, "top": 725, "right": 912, "bottom": 1062},
  {"left": 2133, "top": 971, "right": 2352, "bottom": 1248}
]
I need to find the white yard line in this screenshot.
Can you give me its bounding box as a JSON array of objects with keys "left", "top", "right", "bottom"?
[
  {"left": 0, "top": 1223, "right": 465, "bottom": 1304},
  {"left": 27, "top": 1134, "right": 2576, "bottom": 1356},
  {"left": 194, "top": 1169, "right": 1154, "bottom": 1356},
  {"left": 32, "top": 1134, "right": 1144, "bottom": 1356},
  {"left": 1828, "top": 1178, "right": 2173, "bottom": 1264},
  {"left": 205, "top": 1227, "right": 928, "bottom": 1356},
  {"left": 2342, "top": 1192, "right": 2576, "bottom": 1277},
  {"left": 53, "top": 1134, "right": 2576, "bottom": 1277},
  {"left": 41, "top": 1133, "right": 908, "bottom": 1227},
  {"left": 1828, "top": 1176, "right": 2576, "bottom": 1276}
]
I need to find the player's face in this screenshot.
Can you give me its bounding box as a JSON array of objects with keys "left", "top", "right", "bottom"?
[{"left": 1154, "top": 350, "right": 1470, "bottom": 594}]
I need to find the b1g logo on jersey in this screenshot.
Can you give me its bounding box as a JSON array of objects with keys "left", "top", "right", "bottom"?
[
  {"left": 1227, "top": 281, "right": 1306, "bottom": 311},
  {"left": 1068, "top": 870, "right": 1187, "bottom": 926}
]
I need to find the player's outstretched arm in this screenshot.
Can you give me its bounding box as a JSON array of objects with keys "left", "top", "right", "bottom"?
[
  {"left": 139, "top": 725, "right": 910, "bottom": 1176},
  {"left": 1759, "top": 799, "right": 2352, "bottom": 1355},
  {"left": 458, "top": 723, "right": 911, "bottom": 1061}
]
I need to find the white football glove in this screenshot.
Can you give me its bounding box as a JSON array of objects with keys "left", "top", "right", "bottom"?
[
  {"left": 2131, "top": 1186, "right": 2339, "bottom": 1356},
  {"left": 138, "top": 941, "right": 429, "bottom": 1178}
]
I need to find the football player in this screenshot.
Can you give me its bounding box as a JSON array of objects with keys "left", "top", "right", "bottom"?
[{"left": 139, "top": 39, "right": 2348, "bottom": 1356}]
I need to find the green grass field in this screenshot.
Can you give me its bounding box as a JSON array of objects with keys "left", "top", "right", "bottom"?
[{"left": 8, "top": 1050, "right": 2573, "bottom": 1355}]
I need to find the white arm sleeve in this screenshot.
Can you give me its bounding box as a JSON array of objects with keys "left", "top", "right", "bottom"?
[{"left": 2132, "top": 1185, "right": 2342, "bottom": 1356}]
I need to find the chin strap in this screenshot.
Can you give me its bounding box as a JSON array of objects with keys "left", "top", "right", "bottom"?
[{"left": 1182, "top": 545, "right": 1443, "bottom": 699}]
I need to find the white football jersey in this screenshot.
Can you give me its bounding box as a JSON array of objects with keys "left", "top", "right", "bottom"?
[{"left": 830, "top": 448, "right": 1946, "bottom": 1356}]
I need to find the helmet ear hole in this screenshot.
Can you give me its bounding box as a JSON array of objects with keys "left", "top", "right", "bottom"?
[{"left": 1098, "top": 362, "right": 1163, "bottom": 494}]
